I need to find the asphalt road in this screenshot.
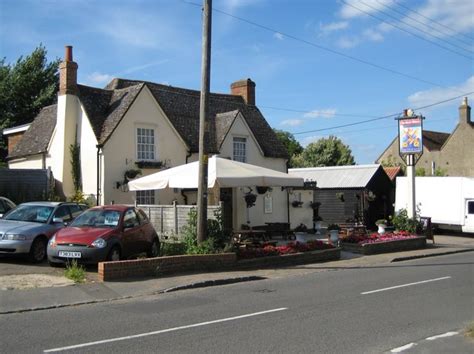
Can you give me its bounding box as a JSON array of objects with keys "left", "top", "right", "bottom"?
[{"left": 1, "top": 252, "right": 473, "bottom": 353}]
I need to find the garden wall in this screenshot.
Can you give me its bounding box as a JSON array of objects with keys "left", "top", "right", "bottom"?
[
  {"left": 98, "top": 248, "right": 341, "bottom": 281},
  {"left": 341, "top": 236, "right": 426, "bottom": 255}
]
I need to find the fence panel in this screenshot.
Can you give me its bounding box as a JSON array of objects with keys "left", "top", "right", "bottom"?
[{"left": 138, "top": 204, "right": 221, "bottom": 241}]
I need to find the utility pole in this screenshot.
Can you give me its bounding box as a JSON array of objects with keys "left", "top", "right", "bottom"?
[{"left": 197, "top": 0, "right": 212, "bottom": 244}]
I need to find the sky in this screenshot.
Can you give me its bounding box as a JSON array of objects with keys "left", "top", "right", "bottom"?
[{"left": 1, "top": 0, "right": 473, "bottom": 164}]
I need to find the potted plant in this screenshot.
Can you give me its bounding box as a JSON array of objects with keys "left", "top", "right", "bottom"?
[
  {"left": 244, "top": 193, "right": 257, "bottom": 208},
  {"left": 375, "top": 219, "right": 388, "bottom": 235},
  {"left": 327, "top": 224, "right": 340, "bottom": 245},
  {"left": 313, "top": 215, "right": 323, "bottom": 230}
]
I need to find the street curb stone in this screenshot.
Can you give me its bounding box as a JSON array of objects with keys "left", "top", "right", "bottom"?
[{"left": 391, "top": 248, "right": 474, "bottom": 262}]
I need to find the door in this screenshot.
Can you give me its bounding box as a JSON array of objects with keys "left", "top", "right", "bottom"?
[{"left": 465, "top": 200, "right": 474, "bottom": 232}]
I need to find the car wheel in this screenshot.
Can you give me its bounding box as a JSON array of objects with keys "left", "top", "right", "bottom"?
[
  {"left": 107, "top": 246, "right": 121, "bottom": 262},
  {"left": 147, "top": 238, "right": 160, "bottom": 258},
  {"left": 29, "top": 238, "right": 47, "bottom": 263}
]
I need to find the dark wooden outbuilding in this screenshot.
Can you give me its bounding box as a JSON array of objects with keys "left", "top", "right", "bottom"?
[{"left": 289, "top": 165, "right": 394, "bottom": 230}]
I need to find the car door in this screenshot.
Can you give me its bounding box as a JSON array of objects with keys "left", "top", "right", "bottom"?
[
  {"left": 49, "top": 205, "right": 72, "bottom": 236},
  {"left": 122, "top": 208, "right": 142, "bottom": 257},
  {"left": 135, "top": 208, "right": 153, "bottom": 252},
  {"left": 465, "top": 200, "right": 474, "bottom": 232}
]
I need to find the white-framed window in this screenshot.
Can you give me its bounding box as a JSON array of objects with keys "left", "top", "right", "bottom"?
[
  {"left": 137, "top": 127, "right": 155, "bottom": 160},
  {"left": 136, "top": 190, "right": 155, "bottom": 205},
  {"left": 233, "top": 137, "right": 247, "bottom": 162}
]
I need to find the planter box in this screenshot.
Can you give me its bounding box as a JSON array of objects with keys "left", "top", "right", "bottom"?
[
  {"left": 98, "top": 248, "right": 341, "bottom": 281},
  {"left": 341, "top": 236, "right": 426, "bottom": 255},
  {"left": 236, "top": 248, "right": 341, "bottom": 269}
]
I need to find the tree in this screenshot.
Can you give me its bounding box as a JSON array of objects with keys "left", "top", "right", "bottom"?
[
  {"left": 0, "top": 45, "right": 59, "bottom": 161},
  {"left": 273, "top": 129, "right": 303, "bottom": 168},
  {"left": 292, "top": 135, "right": 355, "bottom": 167}
]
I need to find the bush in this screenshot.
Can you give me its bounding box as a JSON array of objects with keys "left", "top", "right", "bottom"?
[
  {"left": 159, "top": 242, "right": 186, "bottom": 256},
  {"left": 391, "top": 208, "right": 423, "bottom": 234},
  {"left": 181, "top": 207, "right": 229, "bottom": 254}
]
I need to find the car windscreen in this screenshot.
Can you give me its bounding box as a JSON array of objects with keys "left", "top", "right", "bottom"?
[
  {"left": 4, "top": 205, "right": 54, "bottom": 223},
  {"left": 70, "top": 209, "right": 121, "bottom": 228}
]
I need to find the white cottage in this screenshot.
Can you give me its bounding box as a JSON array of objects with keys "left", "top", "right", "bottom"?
[{"left": 6, "top": 46, "right": 290, "bottom": 229}]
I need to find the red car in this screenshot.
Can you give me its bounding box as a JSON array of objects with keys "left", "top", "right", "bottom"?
[{"left": 47, "top": 205, "right": 160, "bottom": 265}]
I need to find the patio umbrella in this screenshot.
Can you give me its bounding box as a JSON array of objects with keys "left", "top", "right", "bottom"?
[{"left": 128, "top": 156, "right": 304, "bottom": 190}]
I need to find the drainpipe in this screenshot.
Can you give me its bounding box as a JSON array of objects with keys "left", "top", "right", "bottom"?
[{"left": 96, "top": 144, "right": 103, "bottom": 206}]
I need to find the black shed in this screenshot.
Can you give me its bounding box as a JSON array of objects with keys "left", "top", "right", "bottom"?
[{"left": 289, "top": 165, "right": 394, "bottom": 229}]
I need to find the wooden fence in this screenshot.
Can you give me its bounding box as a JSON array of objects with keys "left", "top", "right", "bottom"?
[{"left": 137, "top": 203, "right": 222, "bottom": 241}]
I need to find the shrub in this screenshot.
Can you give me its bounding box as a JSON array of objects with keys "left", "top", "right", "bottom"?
[
  {"left": 392, "top": 208, "right": 423, "bottom": 234},
  {"left": 159, "top": 242, "right": 186, "bottom": 256},
  {"left": 181, "top": 207, "right": 229, "bottom": 254}
]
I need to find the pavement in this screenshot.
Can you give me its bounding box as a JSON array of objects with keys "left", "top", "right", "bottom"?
[{"left": 1, "top": 234, "right": 473, "bottom": 315}]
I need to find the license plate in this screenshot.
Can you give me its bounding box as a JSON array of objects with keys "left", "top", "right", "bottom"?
[{"left": 58, "top": 251, "right": 82, "bottom": 258}]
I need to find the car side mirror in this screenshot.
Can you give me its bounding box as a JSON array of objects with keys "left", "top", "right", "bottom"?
[{"left": 53, "top": 217, "right": 65, "bottom": 224}]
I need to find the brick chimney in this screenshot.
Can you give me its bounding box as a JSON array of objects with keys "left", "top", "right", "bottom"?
[
  {"left": 459, "top": 97, "right": 471, "bottom": 125},
  {"left": 59, "top": 45, "right": 78, "bottom": 95},
  {"left": 231, "top": 78, "right": 256, "bottom": 105}
]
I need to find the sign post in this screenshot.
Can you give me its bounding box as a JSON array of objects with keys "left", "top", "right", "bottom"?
[{"left": 397, "top": 110, "right": 424, "bottom": 219}]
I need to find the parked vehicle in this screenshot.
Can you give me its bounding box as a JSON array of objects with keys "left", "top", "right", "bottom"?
[
  {"left": 0, "top": 197, "right": 16, "bottom": 218},
  {"left": 47, "top": 205, "right": 160, "bottom": 265},
  {"left": 0, "top": 202, "right": 88, "bottom": 262},
  {"left": 396, "top": 177, "right": 474, "bottom": 233}
]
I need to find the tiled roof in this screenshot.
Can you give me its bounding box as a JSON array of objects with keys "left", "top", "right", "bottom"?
[
  {"left": 8, "top": 105, "right": 57, "bottom": 159},
  {"left": 10, "top": 78, "right": 288, "bottom": 159},
  {"left": 289, "top": 164, "right": 381, "bottom": 189},
  {"left": 423, "top": 130, "right": 450, "bottom": 151},
  {"left": 383, "top": 166, "right": 402, "bottom": 181}
]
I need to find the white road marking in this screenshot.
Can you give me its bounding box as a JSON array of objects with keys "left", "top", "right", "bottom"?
[
  {"left": 361, "top": 276, "right": 451, "bottom": 295},
  {"left": 426, "top": 331, "right": 459, "bottom": 340},
  {"left": 44, "top": 307, "right": 288, "bottom": 352},
  {"left": 390, "top": 342, "right": 416, "bottom": 352}
]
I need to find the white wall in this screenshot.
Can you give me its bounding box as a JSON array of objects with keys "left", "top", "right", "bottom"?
[
  {"left": 289, "top": 189, "right": 314, "bottom": 229},
  {"left": 47, "top": 94, "right": 78, "bottom": 197},
  {"left": 77, "top": 105, "right": 99, "bottom": 201},
  {"left": 219, "top": 113, "right": 289, "bottom": 228},
  {"left": 8, "top": 155, "right": 44, "bottom": 169},
  {"left": 102, "top": 86, "right": 189, "bottom": 205}
]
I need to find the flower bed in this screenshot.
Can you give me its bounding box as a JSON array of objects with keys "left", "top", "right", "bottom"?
[
  {"left": 237, "top": 240, "right": 334, "bottom": 259},
  {"left": 340, "top": 231, "right": 426, "bottom": 255}
]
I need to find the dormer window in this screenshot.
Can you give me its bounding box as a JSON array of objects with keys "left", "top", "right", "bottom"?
[
  {"left": 233, "top": 137, "right": 247, "bottom": 162},
  {"left": 137, "top": 127, "right": 155, "bottom": 160}
]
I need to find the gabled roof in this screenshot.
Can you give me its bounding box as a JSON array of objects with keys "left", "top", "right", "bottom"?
[
  {"left": 9, "top": 78, "right": 288, "bottom": 160},
  {"left": 423, "top": 130, "right": 450, "bottom": 151},
  {"left": 8, "top": 105, "right": 57, "bottom": 159},
  {"left": 289, "top": 164, "right": 382, "bottom": 189},
  {"left": 383, "top": 166, "right": 402, "bottom": 181}
]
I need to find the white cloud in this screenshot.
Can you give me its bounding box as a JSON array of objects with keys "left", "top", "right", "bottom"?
[
  {"left": 339, "top": 0, "right": 395, "bottom": 19},
  {"left": 337, "top": 36, "right": 360, "bottom": 48},
  {"left": 408, "top": 76, "right": 474, "bottom": 108},
  {"left": 415, "top": 0, "right": 474, "bottom": 36},
  {"left": 363, "top": 28, "right": 384, "bottom": 42},
  {"left": 121, "top": 60, "right": 169, "bottom": 75},
  {"left": 280, "top": 119, "right": 305, "bottom": 127},
  {"left": 304, "top": 109, "right": 337, "bottom": 119},
  {"left": 274, "top": 32, "right": 284, "bottom": 40},
  {"left": 300, "top": 135, "right": 323, "bottom": 147},
  {"left": 319, "top": 21, "right": 349, "bottom": 35},
  {"left": 86, "top": 72, "right": 113, "bottom": 85}
]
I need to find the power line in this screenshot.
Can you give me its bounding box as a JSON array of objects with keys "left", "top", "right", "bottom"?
[
  {"left": 343, "top": 0, "right": 472, "bottom": 60},
  {"left": 260, "top": 105, "right": 380, "bottom": 118},
  {"left": 394, "top": 1, "right": 474, "bottom": 42},
  {"left": 292, "top": 91, "right": 474, "bottom": 135},
  {"left": 374, "top": 0, "right": 474, "bottom": 52},
  {"left": 182, "top": 0, "right": 447, "bottom": 88}
]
